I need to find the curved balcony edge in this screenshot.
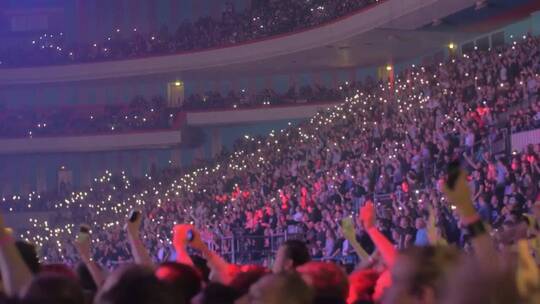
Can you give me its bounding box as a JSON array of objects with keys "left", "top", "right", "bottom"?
[
  {"left": 0, "top": 130, "right": 182, "bottom": 154},
  {"left": 0, "top": 0, "right": 442, "bottom": 85}
]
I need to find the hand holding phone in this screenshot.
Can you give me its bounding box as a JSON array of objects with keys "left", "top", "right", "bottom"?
[
  {"left": 173, "top": 224, "right": 192, "bottom": 250},
  {"left": 75, "top": 225, "right": 92, "bottom": 261},
  {"left": 78, "top": 224, "right": 90, "bottom": 242},
  {"left": 128, "top": 210, "right": 140, "bottom": 223},
  {"left": 186, "top": 229, "right": 194, "bottom": 242},
  {"left": 125, "top": 210, "right": 142, "bottom": 234},
  {"left": 173, "top": 225, "right": 205, "bottom": 252}
]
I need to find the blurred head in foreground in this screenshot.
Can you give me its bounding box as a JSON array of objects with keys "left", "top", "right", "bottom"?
[
  {"left": 297, "top": 261, "right": 349, "bottom": 304},
  {"left": 247, "top": 272, "right": 314, "bottom": 304},
  {"left": 155, "top": 262, "right": 202, "bottom": 303},
  {"left": 22, "top": 273, "right": 84, "bottom": 304},
  {"left": 383, "top": 245, "right": 460, "bottom": 304},
  {"left": 348, "top": 269, "right": 379, "bottom": 304},
  {"left": 95, "top": 265, "right": 175, "bottom": 304},
  {"left": 441, "top": 255, "right": 524, "bottom": 304},
  {"left": 273, "top": 240, "right": 311, "bottom": 273}
]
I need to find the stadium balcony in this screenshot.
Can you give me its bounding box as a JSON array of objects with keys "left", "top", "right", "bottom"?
[
  {"left": 0, "top": 100, "right": 338, "bottom": 154},
  {"left": 0, "top": 0, "right": 478, "bottom": 85}
]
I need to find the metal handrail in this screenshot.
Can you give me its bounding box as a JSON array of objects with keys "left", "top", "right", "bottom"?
[{"left": 206, "top": 231, "right": 359, "bottom": 265}]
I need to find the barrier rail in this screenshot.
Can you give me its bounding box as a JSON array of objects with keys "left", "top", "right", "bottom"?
[
  {"left": 205, "top": 231, "right": 359, "bottom": 265},
  {"left": 77, "top": 231, "right": 359, "bottom": 270}
]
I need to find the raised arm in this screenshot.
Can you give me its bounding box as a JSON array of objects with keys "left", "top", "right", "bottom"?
[
  {"left": 442, "top": 169, "right": 497, "bottom": 270},
  {"left": 359, "top": 202, "right": 397, "bottom": 268},
  {"left": 125, "top": 211, "right": 154, "bottom": 267},
  {"left": 74, "top": 230, "right": 105, "bottom": 287},
  {"left": 172, "top": 224, "right": 195, "bottom": 267},
  {"left": 341, "top": 217, "right": 370, "bottom": 261},
  {"left": 176, "top": 225, "right": 234, "bottom": 284},
  {"left": 0, "top": 213, "right": 32, "bottom": 297}
]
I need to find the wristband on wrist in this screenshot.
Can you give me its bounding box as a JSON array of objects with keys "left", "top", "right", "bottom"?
[{"left": 466, "top": 219, "right": 486, "bottom": 238}]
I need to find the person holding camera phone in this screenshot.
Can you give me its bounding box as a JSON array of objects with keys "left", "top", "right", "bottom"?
[
  {"left": 173, "top": 224, "right": 237, "bottom": 284},
  {"left": 74, "top": 224, "right": 105, "bottom": 287},
  {"left": 124, "top": 210, "right": 153, "bottom": 267}
]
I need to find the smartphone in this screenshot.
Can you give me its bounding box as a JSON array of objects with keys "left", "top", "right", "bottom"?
[
  {"left": 129, "top": 210, "right": 140, "bottom": 223},
  {"left": 79, "top": 225, "right": 90, "bottom": 234},
  {"left": 186, "top": 229, "right": 194, "bottom": 242},
  {"left": 78, "top": 224, "right": 90, "bottom": 242},
  {"left": 446, "top": 161, "right": 461, "bottom": 190}
]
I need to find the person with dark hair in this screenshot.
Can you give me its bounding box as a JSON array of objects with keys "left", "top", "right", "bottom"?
[
  {"left": 21, "top": 273, "right": 85, "bottom": 304},
  {"left": 348, "top": 269, "right": 379, "bottom": 304},
  {"left": 14, "top": 241, "right": 40, "bottom": 274},
  {"left": 155, "top": 262, "right": 202, "bottom": 303},
  {"left": 76, "top": 263, "right": 98, "bottom": 293},
  {"left": 228, "top": 265, "right": 269, "bottom": 296},
  {"left": 191, "top": 283, "right": 240, "bottom": 304},
  {"left": 297, "top": 261, "right": 349, "bottom": 304},
  {"left": 272, "top": 240, "right": 311, "bottom": 273},
  {"left": 76, "top": 263, "right": 98, "bottom": 304},
  {"left": 95, "top": 265, "right": 175, "bottom": 304},
  {"left": 246, "top": 272, "right": 314, "bottom": 304},
  {"left": 40, "top": 264, "right": 78, "bottom": 280}
]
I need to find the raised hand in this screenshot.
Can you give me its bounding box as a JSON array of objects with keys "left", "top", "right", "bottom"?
[
  {"left": 359, "top": 201, "right": 376, "bottom": 230},
  {"left": 124, "top": 210, "right": 153, "bottom": 266},
  {"left": 124, "top": 210, "right": 142, "bottom": 235},
  {"left": 341, "top": 217, "right": 369, "bottom": 260},
  {"left": 73, "top": 226, "right": 105, "bottom": 286},
  {"left": 173, "top": 224, "right": 193, "bottom": 251},
  {"left": 341, "top": 217, "right": 356, "bottom": 241},
  {"left": 74, "top": 232, "right": 92, "bottom": 262}
]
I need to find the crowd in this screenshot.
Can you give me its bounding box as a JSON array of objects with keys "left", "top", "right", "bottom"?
[
  {"left": 0, "top": 82, "right": 347, "bottom": 139},
  {"left": 183, "top": 83, "right": 350, "bottom": 110},
  {"left": 0, "top": 96, "right": 179, "bottom": 138},
  {"left": 0, "top": 0, "right": 379, "bottom": 67},
  {"left": 0, "top": 174, "right": 538, "bottom": 304},
  {"left": 0, "top": 26, "right": 539, "bottom": 304},
  {"left": 510, "top": 100, "right": 540, "bottom": 132}
]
